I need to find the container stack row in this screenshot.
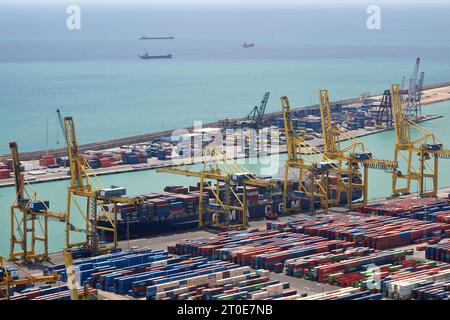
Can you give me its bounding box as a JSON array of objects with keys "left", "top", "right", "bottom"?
[
  {"left": 41, "top": 247, "right": 302, "bottom": 301},
  {"left": 426, "top": 239, "right": 450, "bottom": 263},
  {"left": 44, "top": 247, "right": 167, "bottom": 281},
  {"left": 411, "top": 281, "right": 450, "bottom": 300},
  {"left": 145, "top": 267, "right": 297, "bottom": 300},
  {"left": 266, "top": 214, "right": 450, "bottom": 249},
  {"left": 277, "top": 287, "right": 382, "bottom": 300},
  {"left": 284, "top": 248, "right": 450, "bottom": 299},
  {"left": 10, "top": 285, "right": 98, "bottom": 301},
  {"left": 362, "top": 197, "right": 450, "bottom": 224},
  {"left": 284, "top": 248, "right": 412, "bottom": 282},
  {"left": 0, "top": 159, "right": 24, "bottom": 179},
  {"left": 169, "top": 229, "right": 357, "bottom": 272},
  {"left": 381, "top": 265, "right": 450, "bottom": 299}
]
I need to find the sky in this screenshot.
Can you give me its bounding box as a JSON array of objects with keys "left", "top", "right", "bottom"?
[{"left": 2, "top": 0, "right": 449, "bottom": 5}]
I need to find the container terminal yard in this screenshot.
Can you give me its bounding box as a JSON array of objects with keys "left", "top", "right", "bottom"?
[
  {"left": 2, "top": 69, "right": 450, "bottom": 303},
  {"left": 0, "top": 81, "right": 448, "bottom": 188}
]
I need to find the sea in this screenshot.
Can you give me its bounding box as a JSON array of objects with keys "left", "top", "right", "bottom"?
[{"left": 0, "top": 1, "right": 450, "bottom": 256}]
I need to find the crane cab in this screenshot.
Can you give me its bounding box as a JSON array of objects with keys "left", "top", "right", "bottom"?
[{"left": 355, "top": 152, "right": 373, "bottom": 161}]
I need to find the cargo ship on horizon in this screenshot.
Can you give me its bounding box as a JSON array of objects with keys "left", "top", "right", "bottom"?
[
  {"left": 139, "top": 35, "right": 175, "bottom": 40},
  {"left": 139, "top": 52, "right": 173, "bottom": 60}
]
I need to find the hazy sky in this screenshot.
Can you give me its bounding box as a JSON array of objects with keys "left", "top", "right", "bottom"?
[{"left": 2, "top": 0, "right": 447, "bottom": 5}]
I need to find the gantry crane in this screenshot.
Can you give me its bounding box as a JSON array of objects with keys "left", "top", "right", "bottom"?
[
  {"left": 318, "top": 90, "right": 398, "bottom": 206},
  {"left": 390, "top": 84, "right": 450, "bottom": 197},
  {"left": 403, "top": 58, "right": 425, "bottom": 118},
  {"left": 0, "top": 256, "right": 59, "bottom": 300},
  {"left": 235, "top": 92, "right": 270, "bottom": 129},
  {"left": 281, "top": 96, "right": 361, "bottom": 214},
  {"left": 157, "top": 143, "right": 278, "bottom": 229},
  {"left": 62, "top": 116, "right": 144, "bottom": 256},
  {"left": 376, "top": 89, "right": 393, "bottom": 128},
  {"left": 9, "top": 142, "right": 66, "bottom": 264}
]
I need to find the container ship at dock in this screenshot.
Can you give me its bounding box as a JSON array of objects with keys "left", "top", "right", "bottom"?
[{"left": 98, "top": 180, "right": 363, "bottom": 241}]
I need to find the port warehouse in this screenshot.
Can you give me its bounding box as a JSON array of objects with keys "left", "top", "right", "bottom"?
[{"left": 3, "top": 195, "right": 450, "bottom": 301}]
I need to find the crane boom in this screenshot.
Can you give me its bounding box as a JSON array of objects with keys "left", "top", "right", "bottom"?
[
  {"left": 318, "top": 90, "right": 397, "bottom": 206},
  {"left": 157, "top": 143, "right": 277, "bottom": 228},
  {"left": 62, "top": 116, "right": 143, "bottom": 255},
  {"left": 9, "top": 142, "right": 23, "bottom": 199},
  {"left": 280, "top": 96, "right": 361, "bottom": 212},
  {"left": 318, "top": 90, "right": 340, "bottom": 157},
  {"left": 256, "top": 91, "right": 270, "bottom": 126},
  {"left": 417, "top": 71, "right": 425, "bottom": 103},
  {"left": 235, "top": 92, "right": 270, "bottom": 129},
  {"left": 56, "top": 109, "right": 66, "bottom": 145}
]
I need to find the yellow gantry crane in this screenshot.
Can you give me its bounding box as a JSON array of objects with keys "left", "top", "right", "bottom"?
[
  {"left": 157, "top": 143, "right": 277, "bottom": 230},
  {"left": 62, "top": 116, "right": 144, "bottom": 255},
  {"left": 281, "top": 96, "right": 359, "bottom": 213},
  {"left": 390, "top": 84, "right": 450, "bottom": 197},
  {"left": 318, "top": 90, "right": 398, "bottom": 206},
  {"left": 0, "top": 256, "right": 59, "bottom": 300},
  {"left": 9, "top": 142, "right": 66, "bottom": 264}
]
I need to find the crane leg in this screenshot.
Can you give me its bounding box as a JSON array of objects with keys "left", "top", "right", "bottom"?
[{"left": 283, "top": 163, "right": 289, "bottom": 214}]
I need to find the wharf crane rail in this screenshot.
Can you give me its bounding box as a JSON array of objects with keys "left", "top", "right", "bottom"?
[
  {"left": 390, "top": 84, "right": 450, "bottom": 197},
  {"left": 157, "top": 143, "right": 278, "bottom": 229}
]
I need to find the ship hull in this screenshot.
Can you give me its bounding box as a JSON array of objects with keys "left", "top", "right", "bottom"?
[
  {"left": 97, "top": 189, "right": 362, "bottom": 241},
  {"left": 139, "top": 54, "right": 172, "bottom": 59}
]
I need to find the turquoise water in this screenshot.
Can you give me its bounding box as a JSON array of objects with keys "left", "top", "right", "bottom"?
[
  {"left": 1, "top": 3, "right": 450, "bottom": 153},
  {"left": 1, "top": 3, "right": 450, "bottom": 256},
  {"left": 4, "top": 58, "right": 450, "bottom": 154},
  {"left": 1, "top": 101, "right": 449, "bottom": 256}
]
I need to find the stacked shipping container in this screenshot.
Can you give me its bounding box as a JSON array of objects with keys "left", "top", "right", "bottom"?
[
  {"left": 267, "top": 214, "right": 449, "bottom": 250},
  {"left": 362, "top": 197, "right": 450, "bottom": 224}
]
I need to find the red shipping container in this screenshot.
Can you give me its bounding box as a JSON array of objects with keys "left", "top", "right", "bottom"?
[{"left": 0, "top": 169, "right": 12, "bottom": 179}]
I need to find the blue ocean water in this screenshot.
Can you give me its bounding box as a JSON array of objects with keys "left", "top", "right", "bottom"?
[
  {"left": 0, "top": 2, "right": 450, "bottom": 256},
  {"left": 0, "top": 3, "right": 450, "bottom": 153}
]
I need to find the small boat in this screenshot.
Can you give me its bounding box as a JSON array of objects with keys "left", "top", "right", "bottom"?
[
  {"left": 243, "top": 42, "right": 255, "bottom": 48},
  {"left": 140, "top": 35, "right": 174, "bottom": 40},
  {"left": 138, "top": 52, "right": 173, "bottom": 60}
]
